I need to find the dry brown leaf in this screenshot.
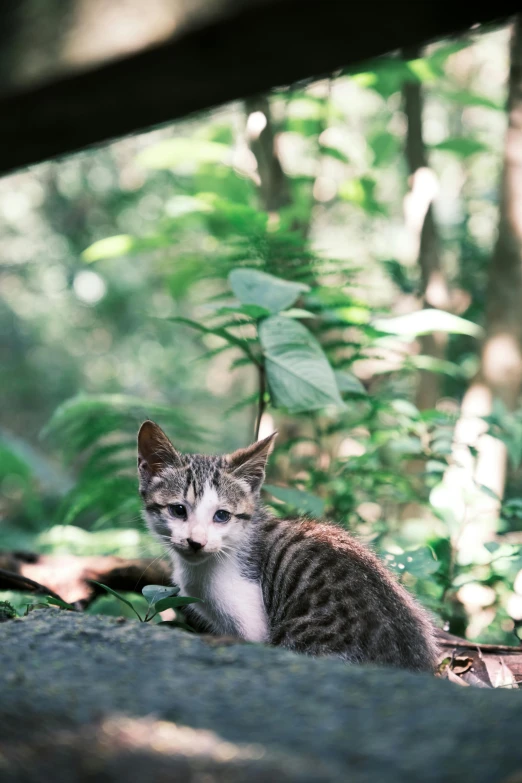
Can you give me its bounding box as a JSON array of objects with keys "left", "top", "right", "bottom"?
[
  {"left": 494, "top": 658, "right": 519, "bottom": 689},
  {"left": 451, "top": 656, "right": 473, "bottom": 675},
  {"left": 446, "top": 668, "right": 470, "bottom": 687}
]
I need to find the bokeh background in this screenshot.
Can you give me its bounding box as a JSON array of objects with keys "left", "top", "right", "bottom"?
[{"left": 2, "top": 21, "right": 522, "bottom": 643}]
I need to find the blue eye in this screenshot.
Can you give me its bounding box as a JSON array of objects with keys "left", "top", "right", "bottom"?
[
  {"left": 214, "top": 509, "right": 231, "bottom": 524},
  {"left": 168, "top": 504, "right": 187, "bottom": 520}
]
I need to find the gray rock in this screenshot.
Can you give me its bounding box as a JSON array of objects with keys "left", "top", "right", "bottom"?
[{"left": 0, "top": 609, "right": 521, "bottom": 782}]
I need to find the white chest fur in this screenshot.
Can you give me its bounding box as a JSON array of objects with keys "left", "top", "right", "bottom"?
[{"left": 172, "top": 554, "right": 268, "bottom": 643}]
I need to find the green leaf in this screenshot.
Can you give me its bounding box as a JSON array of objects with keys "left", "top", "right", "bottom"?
[
  {"left": 338, "top": 176, "right": 385, "bottom": 215},
  {"left": 426, "top": 41, "right": 470, "bottom": 75},
  {"left": 431, "top": 137, "right": 489, "bottom": 158},
  {"left": 385, "top": 546, "right": 440, "bottom": 577},
  {"left": 319, "top": 144, "right": 350, "bottom": 163},
  {"left": 82, "top": 235, "right": 135, "bottom": 262},
  {"left": 214, "top": 304, "right": 271, "bottom": 320},
  {"left": 89, "top": 581, "right": 143, "bottom": 621},
  {"left": 369, "top": 133, "right": 400, "bottom": 168},
  {"left": 229, "top": 269, "right": 310, "bottom": 314},
  {"left": 264, "top": 484, "right": 325, "bottom": 517},
  {"left": 136, "top": 138, "right": 232, "bottom": 170},
  {"left": 153, "top": 596, "right": 202, "bottom": 613},
  {"left": 142, "top": 585, "right": 180, "bottom": 605},
  {"left": 259, "top": 316, "right": 346, "bottom": 413},
  {"left": 373, "top": 309, "right": 482, "bottom": 338},
  {"left": 406, "top": 58, "right": 438, "bottom": 83},
  {"left": 45, "top": 596, "right": 76, "bottom": 611},
  {"left": 441, "top": 88, "right": 503, "bottom": 112},
  {"left": 334, "top": 371, "right": 367, "bottom": 395},
  {"left": 168, "top": 316, "right": 256, "bottom": 358}
]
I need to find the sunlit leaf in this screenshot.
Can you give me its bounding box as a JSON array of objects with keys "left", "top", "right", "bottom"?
[
  {"left": 406, "top": 58, "right": 438, "bottom": 82},
  {"left": 264, "top": 484, "right": 325, "bottom": 517},
  {"left": 229, "top": 268, "right": 310, "bottom": 314},
  {"left": 259, "top": 316, "right": 345, "bottom": 413},
  {"left": 82, "top": 235, "right": 135, "bottom": 262},
  {"left": 338, "top": 176, "right": 385, "bottom": 215},
  {"left": 373, "top": 309, "right": 482, "bottom": 338},
  {"left": 136, "top": 138, "right": 232, "bottom": 170}
]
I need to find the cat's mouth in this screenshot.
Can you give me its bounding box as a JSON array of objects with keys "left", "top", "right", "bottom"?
[{"left": 174, "top": 546, "right": 215, "bottom": 564}]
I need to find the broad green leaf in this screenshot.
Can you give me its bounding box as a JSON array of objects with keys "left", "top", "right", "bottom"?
[
  {"left": 142, "top": 584, "right": 180, "bottom": 604},
  {"left": 431, "top": 137, "right": 489, "bottom": 158},
  {"left": 334, "top": 371, "right": 367, "bottom": 395},
  {"left": 136, "top": 138, "right": 232, "bottom": 170},
  {"left": 229, "top": 269, "right": 310, "bottom": 314},
  {"left": 153, "top": 596, "right": 202, "bottom": 613},
  {"left": 264, "top": 484, "right": 325, "bottom": 517},
  {"left": 89, "top": 580, "right": 143, "bottom": 621},
  {"left": 259, "top": 316, "right": 346, "bottom": 413},
  {"left": 373, "top": 309, "right": 482, "bottom": 338}
]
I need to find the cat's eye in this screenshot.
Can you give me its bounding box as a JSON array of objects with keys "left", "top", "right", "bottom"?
[
  {"left": 214, "top": 509, "right": 231, "bottom": 524},
  {"left": 168, "top": 504, "right": 187, "bottom": 520}
]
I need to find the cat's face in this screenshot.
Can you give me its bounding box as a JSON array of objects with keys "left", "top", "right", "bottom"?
[{"left": 138, "top": 421, "right": 275, "bottom": 565}]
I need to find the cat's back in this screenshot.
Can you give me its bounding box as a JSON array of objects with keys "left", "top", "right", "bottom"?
[{"left": 253, "top": 514, "right": 438, "bottom": 672}]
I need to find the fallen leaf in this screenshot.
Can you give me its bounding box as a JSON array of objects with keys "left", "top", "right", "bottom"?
[{"left": 446, "top": 669, "right": 470, "bottom": 687}]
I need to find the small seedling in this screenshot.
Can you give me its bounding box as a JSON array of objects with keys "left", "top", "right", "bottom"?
[
  {"left": 90, "top": 580, "right": 201, "bottom": 630},
  {"left": 0, "top": 600, "right": 17, "bottom": 621}
]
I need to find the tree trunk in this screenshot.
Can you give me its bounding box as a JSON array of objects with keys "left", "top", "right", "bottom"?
[
  {"left": 446, "top": 17, "right": 522, "bottom": 532},
  {"left": 403, "top": 51, "right": 452, "bottom": 411}
]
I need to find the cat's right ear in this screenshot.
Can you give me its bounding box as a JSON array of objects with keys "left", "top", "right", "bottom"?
[{"left": 137, "top": 420, "right": 182, "bottom": 488}]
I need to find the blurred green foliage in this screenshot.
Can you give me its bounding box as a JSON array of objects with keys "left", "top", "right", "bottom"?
[{"left": 1, "top": 23, "right": 522, "bottom": 644}]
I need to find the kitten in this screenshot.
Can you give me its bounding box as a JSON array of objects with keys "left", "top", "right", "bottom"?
[{"left": 138, "top": 420, "right": 438, "bottom": 672}]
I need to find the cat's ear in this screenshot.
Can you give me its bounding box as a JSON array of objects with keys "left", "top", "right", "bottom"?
[
  {"left": 137, "top": 420, "right": 182, "bottom": 487},
  {"left": 226, "top": 432, "right": 277, "bottom": 493}
]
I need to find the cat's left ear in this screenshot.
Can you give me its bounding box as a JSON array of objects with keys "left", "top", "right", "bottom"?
[{"left": 226, "top": 432, "right": 277, "bottom": 493}]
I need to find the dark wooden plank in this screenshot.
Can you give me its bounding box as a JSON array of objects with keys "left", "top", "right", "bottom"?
[{"left": 0, "top": 0, "right": 519, "bottom": 175}]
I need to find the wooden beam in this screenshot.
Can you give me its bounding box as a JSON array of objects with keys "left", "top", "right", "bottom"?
[{"left": 0, "top": 1, "right": 519, "bottom": 176}]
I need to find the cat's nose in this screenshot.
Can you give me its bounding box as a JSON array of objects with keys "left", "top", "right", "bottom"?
[{"left": 187, "top": 538, "right": 204, "bottom": 552}]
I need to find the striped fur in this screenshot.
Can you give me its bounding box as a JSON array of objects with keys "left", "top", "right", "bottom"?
[{"left": 138, "top": 421, "right": 438, "bottom": 672}]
